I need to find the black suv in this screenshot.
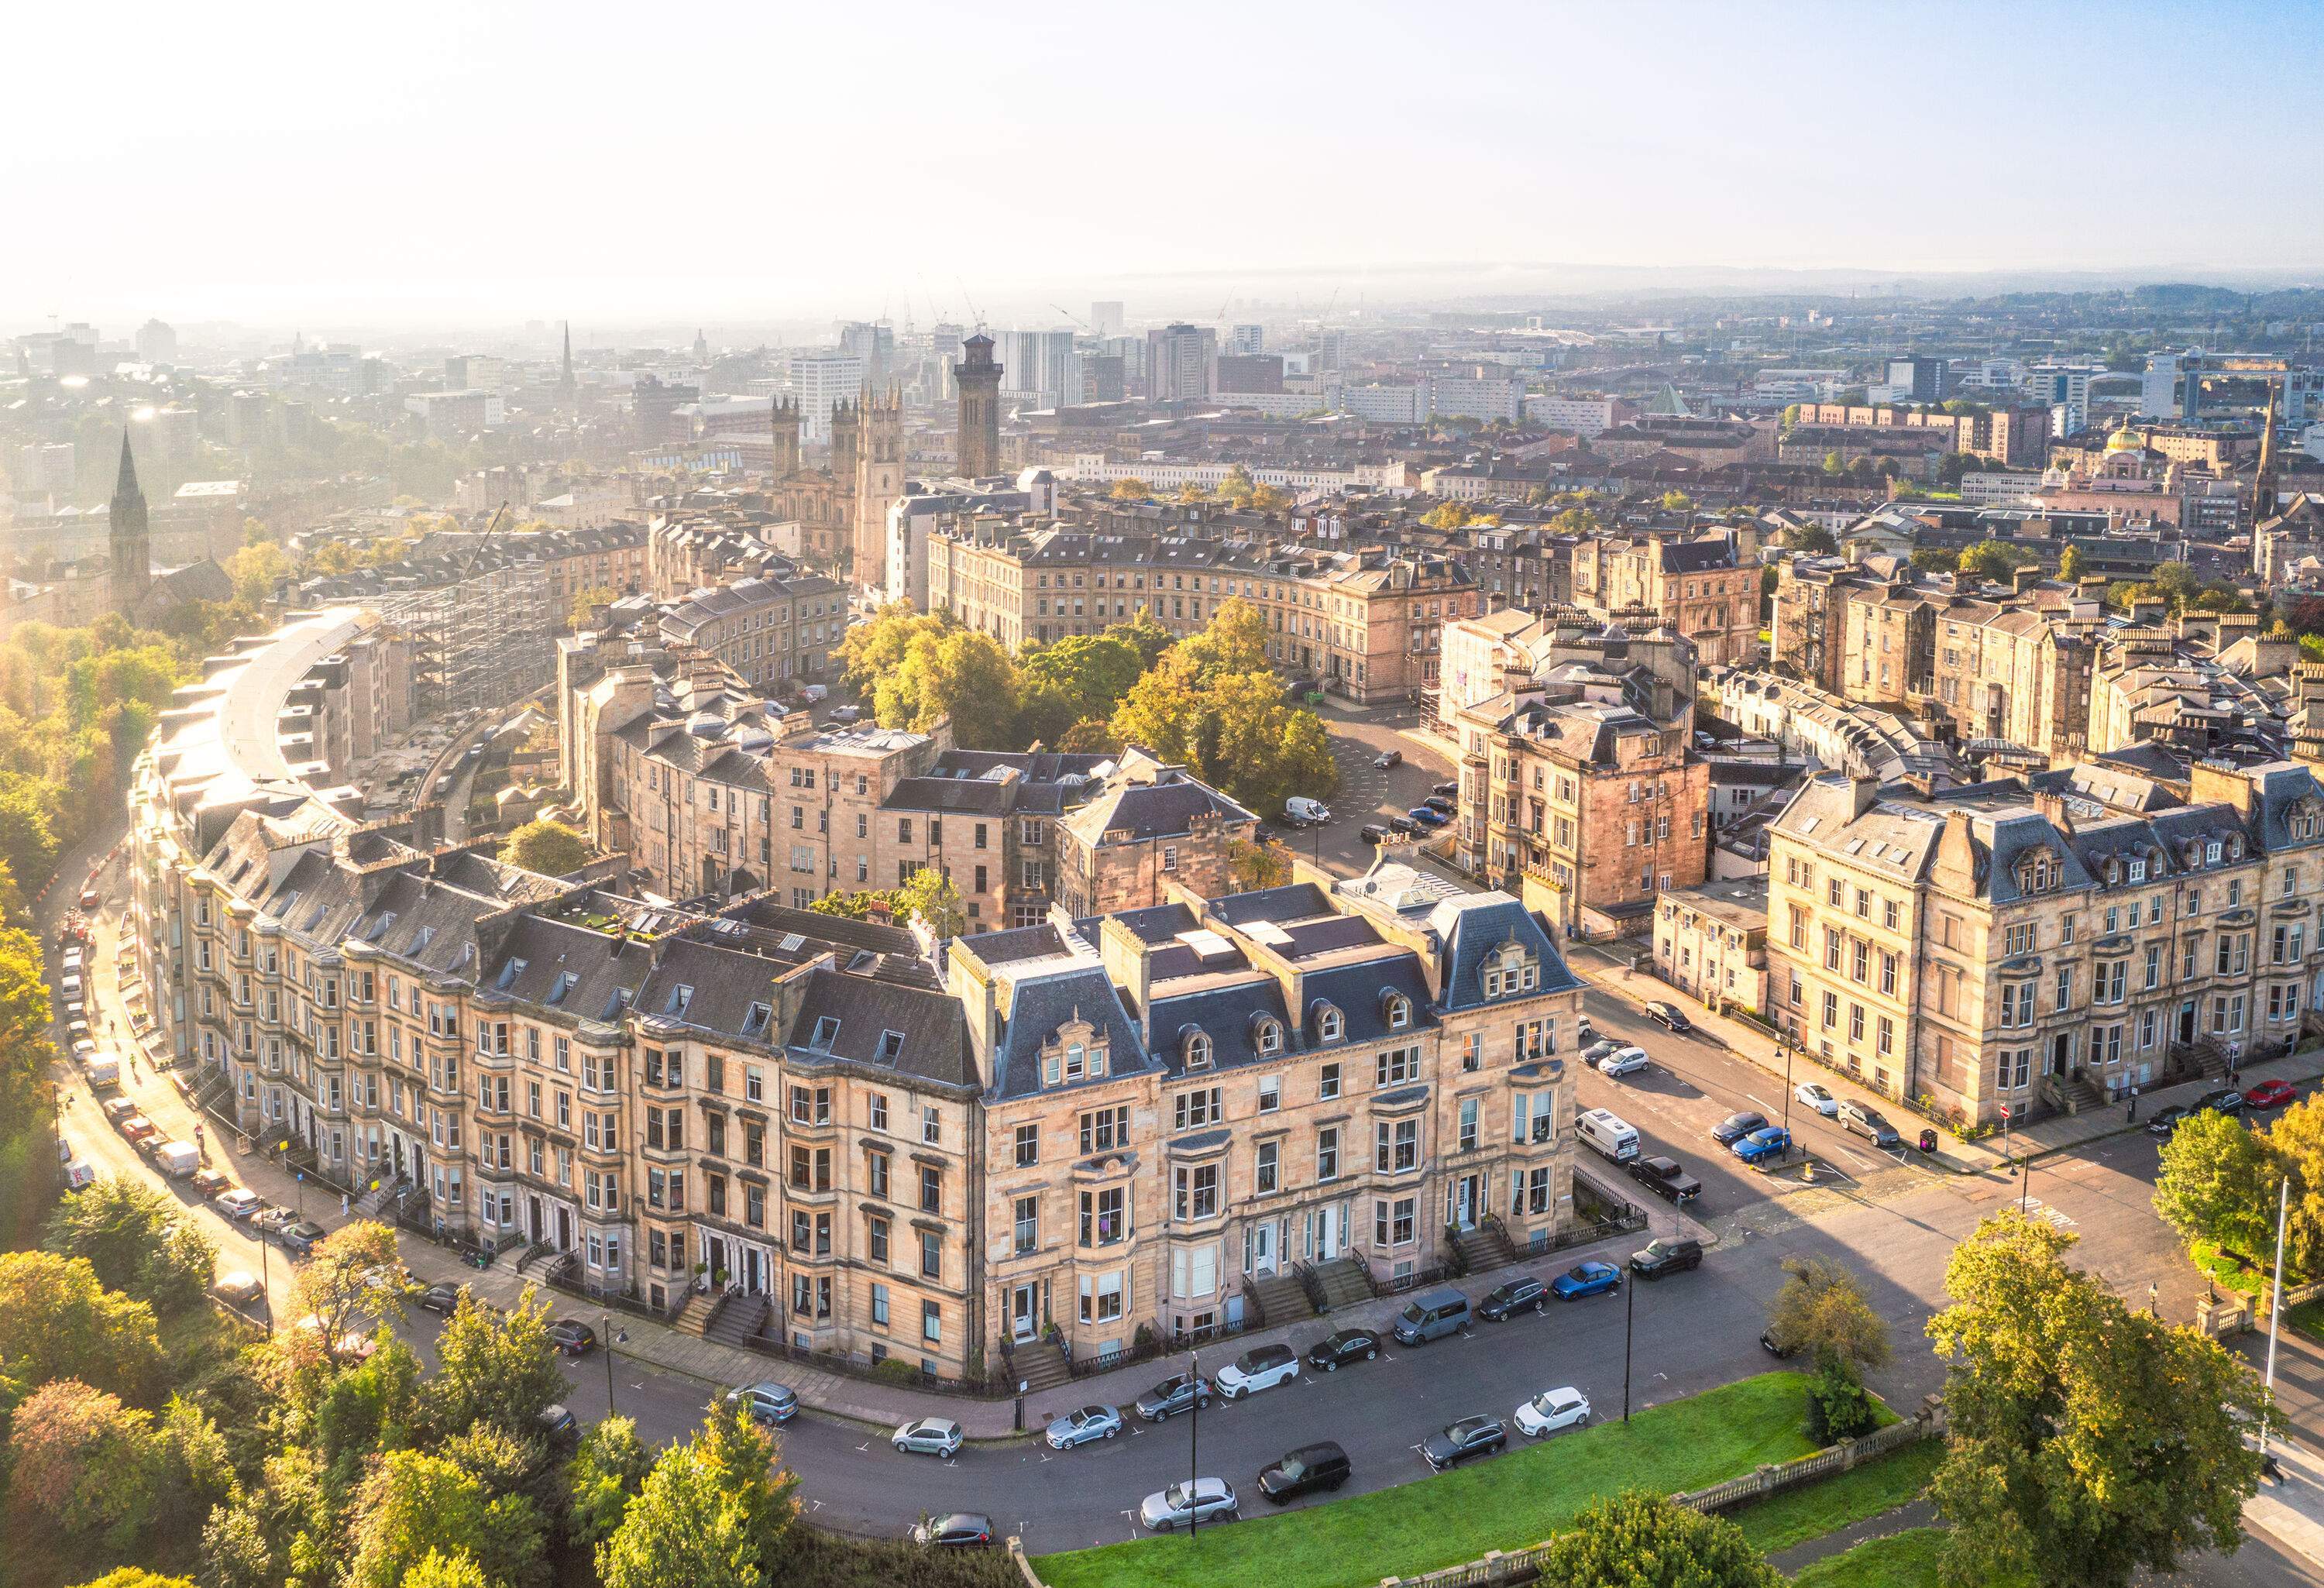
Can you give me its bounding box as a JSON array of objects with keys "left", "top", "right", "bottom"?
[
  {"left": 1257, "top": 1440, "right": 1352, "bottom": 1504},
  {"left": 1305, "top": 1328, "right": 1380, "bottom": 1373},
  {"left": 1477, "top": 1276, "right": 1547, "bottom": 1320},
  {"left": 1627, "top": 1155, "right": 1703, "bottom": 1203},
  {"left": 1629, "top": 1237, "right": 1703, "bottom": 1280}
]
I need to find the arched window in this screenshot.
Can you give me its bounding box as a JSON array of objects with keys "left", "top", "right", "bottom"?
[
  {"left": 1256, "top": 1020, "right": 1281, "bottom": 1056},
  {"left": 1387, "top": 996, "right": 1411, "bottom": 1030},
  {"left": 1184, "top": 1029, "right": 1212, "bottom": 1070},
  {"left": 1316, "top": 1007, "right": 1342, "bottom": 1043}
]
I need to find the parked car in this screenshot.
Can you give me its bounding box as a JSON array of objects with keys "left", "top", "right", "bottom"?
[
  {"left": 911, "top": 1513, "right": 995, "bottom": 1548},
  {"left": 1423, "top": 795, "right": 1457, "bottom": 816},
  {"left": 1630, "top": 1236, "right": 1704, "bottom": 1279},
  {"left": 727, "top": 1380, "right": 799, "bottom": 1425},
  {"left": 1712, "top": 1109, "right": 1769, "bottom": 1145},
  {"left": 1576, "top": 1015, "right": 1597, "bottom": 1043},
  {"left": 1513, "top": 1387, "right": 1590, "bottom": 1438},
  {"left": 1582, "top": 1038, "right": 1621, "bottom": 1064},
  {"left": 1576, "top": 1108, "right": 1640, "bottom": 1162},
  {"left": 1134, "top": 1373, "right": 1212, "bottom": 1421},
  {"left": 213, "top": 1188, "right": 263, "bottom": 1220},
  {"left": 536, "top": 1404, "right": 579, "bottom": 1443},
  {"left": 1391, "top": 1287, "right": 1470, "bottom": 1344},
  {"left": 826, "top": 705, "right": 863, "bottom": 724},
  {"left": 1422, "top": 1415, "right": 1506, "bottom": 1471},
  {"left": 1432, "top": 780, "right": 1459, "bottom": 799},
  {"left": 1044, "top": 1404, "right": 1123, "bottom": 1450},
  {"left": 547, "top": 1319, "right": 598, "bottom": 1356},
  {"left": 892, "top": 1417, "right": 964, "bottom": 1457},
  {"left": 1838, "top": 1101, "right": 1901, "bottom": 1146},
  {"left": 1597, "top": 1045, "right": 1650, "bottom": 1078},
  {"left": 1305, "top": 1328, "right": 1380, "bottom": 1372},
  {"left": 1644, "top": 1000, "right": 1693, "bottom": 1033},
  {"left": 1627, "top": 1154, "right": 1703, "bottom": 1203},
  {"left": 1140, "top": 1478, "right": 1237, "bottom": 1531},
  {"left": 1217, "top": 1342, "right": 1301, "bottom": 1400},
  {"left": 1373, "top": 750, "right": 1402, "bottom": 770},
  {"left": 1733, "top": 1126, "right": 1793, "bottom": 1164},
  {"left": 1257, "top": 1440, "right": 1352, "bottom": 1504},
  {"left": 2195, "top": 1087, "right": 2247, "bottom": 1117},
  {"left": 250, "top": 1206, "right": 296, "bottom": 1233},
  {"left": 1388, "top": 815, "right": 1420, "bottom": 836},
  {"left": 214, "top": 1271, "right": 266, "bottom": 1309},
  {"left": 77, "top": 887, "right": 99, "bottom": 911},
  {"left": 2146, "top": 1105, "right": 2192, "bottom": 1137},
  {"left": 1360, "top": 824, "right": 1390, "bottom": 845},
  {"left": 418, "top": 1283, "right": 466, "bottom": 1315},
  {"left": 1758, "top": 1329, "right": 1798, "bottom": 1359},
  {"left": 279, "top": 1220, "right": 327, "bottom": 1257},
  {"left": 118, "top": 1114, "right": 156, "bottom": 1143},
  {"left": 189, "top": 1167, "right": 232, "bottom": 1197},
  {"left": 101, "top": 1096, "right": 139, "bottom": 1126},
  {"left": 1795, "top": 1081, "right": 1839, "bottom": 1116},
  {"left": 1406, "top": 806, "right": 1450, "bottom": 828},
  {"left": 1284, "top": 796, "right": 1332, "bottom": 826},
  {"left": 2247, "top": 1078, "right": 2299, "bottom": 1111},
  {"left": 1477, "top": 1276, "right": 1547, "bottom": 1321},
  {"left": 134, "top": 1132, "right": 170, "bottom": 1160},
  {"left": 1550, "top": 1261, "right": 1622, "bottom": 1301}
]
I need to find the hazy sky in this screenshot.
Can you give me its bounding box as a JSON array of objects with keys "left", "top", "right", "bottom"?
[{"left": 7, "top": 0, "right": 2319, "bottom": 335}]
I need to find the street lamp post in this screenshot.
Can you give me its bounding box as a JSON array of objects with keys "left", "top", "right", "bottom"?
[
  {"left": 1621, "top": 1268, "right": 1636, "bottom": 1423},
  {"left": 2019, "top": 1147, "right": 2038, "bottom": 1217},
  {"left": 2262, "top": 1176, "right": 2290, "bottom": 1478},
  {"left": 1187, "top": 1348, "right": 1202, "bottom": 1541},
  {"left": 603, "top": 1311, "right": 616, "bottom": 1415},
  {"left": 1779, "top": 1035, "right": 1796, "bottom": 1146}
]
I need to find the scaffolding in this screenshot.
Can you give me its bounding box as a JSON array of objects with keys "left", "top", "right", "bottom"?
[{"left": 343, "top": 555, "right": 554, "bottom": 720}]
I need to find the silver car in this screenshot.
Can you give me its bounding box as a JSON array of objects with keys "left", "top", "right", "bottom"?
[
  {"left": 1140, "top": 1476, "right": 1238, "bottom": 1531},
  {"left": 1045, "top": 1403, "right": 1123, "bottom": 1450},
  {"left": 727, "top": 1380, "right": 799, "bottom": 1425},
  {"left": 892, "top": 1416, "right": 964, "bottom": 1457}
]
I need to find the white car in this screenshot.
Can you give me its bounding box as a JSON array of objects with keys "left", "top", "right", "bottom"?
[
  {"left": 1597, "top": 1045, "right": 1650, "bottom": 1078},
  {"left": 1215, "top": 1342, "right": 1301, "bottom": 1400},
  {"left": 1513, "top": 1386, "right": 1591, "bottom": 1438},
  {"left": 1796, "top": 1081, "right": 1838, "bottom": 1116},
  {"left": 212, "top": 1188, "right": 262, "bottom": 1220},
  {"left": 891, "top": 1416, "right": 964, "bottom": 1457}
]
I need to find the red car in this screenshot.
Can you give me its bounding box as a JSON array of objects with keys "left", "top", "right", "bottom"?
[
  {"left": 118, "top": 1115, "right": 156, "bottom": 1143},
  {"left": 2245, "top": 1079, "right": 2298, "bottom": 1111}
]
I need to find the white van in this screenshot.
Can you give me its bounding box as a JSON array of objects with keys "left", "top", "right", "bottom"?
[
  {"left": 82, "top": 1054, "right": 121, "bottom": 1091},
  {"left": 154, "top": 1140, "right": 201, "bottom": 1180},
  {"left": 1284, "top": 796, "right": 1332, "bottom": 826},
  {"left": 1576, "top": 1108, "right": 1641, "bottom": 1163},
  {"left": 62, "top": 1157, "right": 98, "bottom": 1191}
]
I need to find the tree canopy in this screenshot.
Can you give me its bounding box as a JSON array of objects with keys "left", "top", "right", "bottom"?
[
  {"left": 499, "top": 819, "right": 590, "bottom": 878},
  {"left": 43, "top": 1177, "right": 217, "bottom": 1316},
  {"left": 0, "top": 1250, "right": 166, "bottom": 1404},
  {"left": 1926, "top": 1210, "right": 2264, "bottom": 1588},
  {"left": 1539, "top": 1491, "right": 1780, "bottom": 1587}
]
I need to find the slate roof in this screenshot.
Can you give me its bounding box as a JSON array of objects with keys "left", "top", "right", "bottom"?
[
  {"left": 785, "top": 970, "right": 974, "bottom": 1088},
  {"left": 988, "top": 964, "right": 1157, "bottom": 1102},
  {"left": 1428, "top": 892, "right": 1583, "bottom": 1012}
]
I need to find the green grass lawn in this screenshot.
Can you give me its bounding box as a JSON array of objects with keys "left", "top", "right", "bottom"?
[
  {"left": 2288, "top": 1298, "right": 2324, "bottom": 1346},
  {"left": 1787, "top": 1527, "right": 1949, "bottom": 1588},
  {"left": 1732, "top": 1439, "right": 1942, "bottom": 1555},
  {"left": 2189, "top": 1239, "right": 2291, "bottom": 1300},
  {"left": 1036, "top": 1373, "right": 1829, "bottom": 1588}
]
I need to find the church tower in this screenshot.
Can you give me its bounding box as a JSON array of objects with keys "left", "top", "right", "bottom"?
[
  {"left": 770, "top": 396, "right": 801, "bottom": 478},
  {"left": 955, "top": 332, "right": 1002, "bottom": 479},
  {"left": 693, "top": 328, "right": 709, "bottom": 365},
  {"left": 830, "top": 398, "right": 861, "bottom": 489},
  {"left": 109, "top": 431, "right": 150, "bottom": 617},
  {"left": 557, "top": 321, "right": 577, "bottom": 411},
  {"left": 853, "top": 386, "right": 905, "bottom": 593}
]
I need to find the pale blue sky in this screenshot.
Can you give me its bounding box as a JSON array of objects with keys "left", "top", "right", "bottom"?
[{"left": 5, "top": 0, "right": 2319, "bottom": 332}]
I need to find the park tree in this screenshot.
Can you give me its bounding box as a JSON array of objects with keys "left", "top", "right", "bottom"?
[
  {"left": 5, "top": 1379, "right": 167, "bottom": 1555},
  {"left": 597, "top": 1404, "right": 796, "bottom": 1588},
  {"left": 42, "top": 1176, "right": 216, "bottom": 1315},
  {"left": 1226, "top": 838, "right": 1292, "bottom": 892},
  {"left": 397, "top": 1554, "right": 490, "bottom": 1588},
  {"left": 2264, "top": 1093, "right": 2324, "bottom": 1273},
  {"left": 0, "top": 1251, "right": 164, "bottom": 1403},
  {"left": 67, "top": 1573, "right": 196, "bottom": 1588},
  {"left": 1539, "top": 1491, "right": 1780, "bottom": 1587},
  {"left": 875, "top": 626, "right": 1020, "bottom": 749},
  {"left": 568, "top": 586, "right": 619, "bottom": 628},
  {"left": 1421, "top": 501, "right": 1473, "bottom": 530},
  {"left": 500, "top": 819, "right": 590, "bottom": 877},
  {"left": 2059, "top": 545, "right": 2087, "bottom": 582},
  {"left": 346, "top": 1449, "right": 545, "bottom": 1588},
  {"left": 1957, "top": 539, "right": 2037, "bottom": 582},
  {"left": 311, "top": 1335, "right": 427, "bottom": 1473},
  {"left": 1926, "top": 1210, "right": 2264, "bottom": 1588},
  {"left": 1107, "top": 477, "right": 1152, "bottom": 501},
  {"left": 286, "top": 1221, "right": 406, "bottom": 1366},
  {"left": 1660, "top": 490, "right": 1694, "bottom": 513},
  {"left": 895, "top": 868, "right": 968, "bottom": 940},
  {"left": 1111, "top": 658, "right": 1337, "bottom": 816},
  {"left": 566, "top": 1415, "right": 654, "bottom": 1551},
  {"left": 1786, "top": 524, "right": 1838, "bottom": 555},
  {"left": 429, "top": 1288, "right": 569, "bottom": 1440},
  {"left": 1910, "top": 548, "right": 1961, "bottom": 576},
  {"left": 1105, "top": 609, "right": 1174, "bottom": 670},
  {"left": 1765, "top": 1256, "right": 1889, "bottom": 1442},
  {"left": 834, "top": 603, "right": 952, "bottom": 696},
  {"left": 2154, "top": 1106, "right": 2280, "bottom": 1262},
  {"left": 1016, "top": 632, "right": 1144, "bottom": 745}
]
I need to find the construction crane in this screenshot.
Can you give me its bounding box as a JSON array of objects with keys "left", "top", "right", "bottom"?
[
  {"left": 460, "top": 502, "right": 511, "bottom": 579},
  {"left": 1050, "top": 304, "right": 1088, "bottom": 331}
]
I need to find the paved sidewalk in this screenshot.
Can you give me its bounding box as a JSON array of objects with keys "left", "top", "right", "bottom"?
[
  {"left": 1765, "top": 1497, "right": 1935, "bottom": 1576},
  {"left": 1566, "top": 945, "right": 2324, "bottom": 1174},
  {"left": 2247, "top": 1431, "right": 2324, "bottom": 1573}
]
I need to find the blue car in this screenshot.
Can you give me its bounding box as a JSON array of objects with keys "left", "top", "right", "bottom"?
[
  {"left": 1044, "top": 1403, "right": 1124, "bottom": 1450},
  {"left": 1731, "top": 1126, "right": 1793, "bottom": 1165},
  {"left": 1550, "top": 1260, "right": 1623, "bottom": 1301},
  {"left": 1407, "top": 806, "right": 1451, "bottom": 828}
]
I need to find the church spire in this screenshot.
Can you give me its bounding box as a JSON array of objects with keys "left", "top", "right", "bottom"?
[
  {"left": 115, "top": 428, "right": 143, "bottom": 504},
  {"left": 109, "top": 430, "right": 150, "bottom": 617}
]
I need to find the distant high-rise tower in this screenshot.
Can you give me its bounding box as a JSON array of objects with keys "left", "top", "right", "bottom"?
[
  {"left": 136, "top": 318, "right": 177, "bottom": 365},
  {"left": 955, "top": 333, "right": 1002, "bottom": 478},
  {"left": 1232, "top": 324, "right": 1264, "bottom": 356},
  {"left": 1090, "top": 301, "right": 1124, "bottom": 339},
  {"left": 109, "top": 431, "right": 150, "bottom": 616},
  {"left": 771, "top": 396, "right": 802, "bottom": 477},
  {"left": 557, "top": 321, "right": 577, "bottom": 410},
  {"left": 693, "top": 328, "right": 709, "bottom": 364}
]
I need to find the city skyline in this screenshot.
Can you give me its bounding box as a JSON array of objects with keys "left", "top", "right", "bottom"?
[{"left": 7, "top": 0, "right": 2321, "bottom": 329}]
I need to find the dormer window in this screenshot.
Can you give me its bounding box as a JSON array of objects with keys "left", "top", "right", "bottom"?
[
  {"left": 1064, "top": 1043, "right": 1086, "bottom": 1080},
  {"left": 1185, "top": 1029, "right": 1213, "bottom": 1070},
  {"left": 809, "top": 1016, "right": 840, "bottom": 1050},
  {"left": 1043, "top": 1016, "right": 1109, "bottom": 1086},
  {"left": 1315, "top": 1008, "right": 1342, "bottom": 1043},
  {"left": 876, "top": 1029, "right": 906, "bottom": 1065},
  {"left": 2208, "top": 840, "right": 2223, "bottom": 864},
  {"left": 665, "top": 984, "right": 693, "bottom": 1019},
  {"left": 2129, "top": 858, "right": 2147, "bottom": 883},
  {"left": 740, "top": 1002, "right": 772, "bottom": 1040},
  {"left": 1385, "top": 994, "right": 1411, "bottom": 1030},
  {"left": 1256, "top": 1019, "right": 1282, "bottom": 1056}
]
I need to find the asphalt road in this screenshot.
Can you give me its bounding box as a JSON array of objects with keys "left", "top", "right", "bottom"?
[{"left": 1281, "top": 703, "right": 1456, "bottom": 876}]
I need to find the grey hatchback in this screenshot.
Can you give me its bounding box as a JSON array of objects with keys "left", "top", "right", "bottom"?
[{"left": 1422, "top": 1414, "right": 1506, "bottom": 1471}]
